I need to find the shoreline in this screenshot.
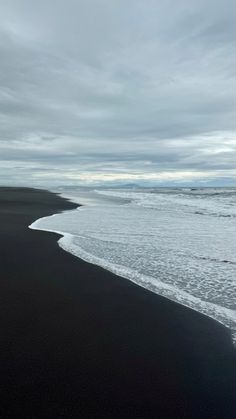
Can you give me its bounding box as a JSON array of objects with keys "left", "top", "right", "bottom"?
[
  {"left": 0, "top": 187, "right": 236, "bottom": 418},
  {"left": 30, "top": 191, "right": 236, "bottom": 342}
]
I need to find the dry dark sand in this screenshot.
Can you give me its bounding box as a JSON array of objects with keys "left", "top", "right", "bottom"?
[{"left": 0, "top": 187, "right": 235, "bottom": 419}]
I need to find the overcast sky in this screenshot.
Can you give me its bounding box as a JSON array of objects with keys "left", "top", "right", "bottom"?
[{"left": 0, "top": 0, "right": 235, "bottom": 187}]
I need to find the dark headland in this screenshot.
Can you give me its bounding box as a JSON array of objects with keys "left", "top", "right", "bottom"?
[{"left": 0, "top": 187, "right": 235, "bottom": 419}]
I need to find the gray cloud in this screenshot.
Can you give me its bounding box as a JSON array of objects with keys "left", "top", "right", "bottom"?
[{"left": 0, "top": 0, "right": 235, "bottom": 186}]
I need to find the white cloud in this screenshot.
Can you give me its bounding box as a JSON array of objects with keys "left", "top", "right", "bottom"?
[{"left": 0, "top": 0, "right": 235, "bottom": 186}]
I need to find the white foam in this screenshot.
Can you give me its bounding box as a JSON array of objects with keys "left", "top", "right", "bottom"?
[{"left": 29, "top": 187, "right": 236, "bottom": 342}]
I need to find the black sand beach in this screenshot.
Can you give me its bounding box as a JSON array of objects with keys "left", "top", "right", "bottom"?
[{"left": 0, "top": 187, "right": 235, "bottom": 419}]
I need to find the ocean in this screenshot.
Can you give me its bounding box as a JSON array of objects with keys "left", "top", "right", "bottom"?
[{"left": 30, "top": 187, "right": 236, "bottom": 341}]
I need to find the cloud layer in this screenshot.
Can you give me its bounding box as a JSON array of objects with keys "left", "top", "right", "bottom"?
[{"left": 0, "top": 0, "right": 235, "bottom": 186}]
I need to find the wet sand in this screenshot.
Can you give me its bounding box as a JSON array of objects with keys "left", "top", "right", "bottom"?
[{"left": 0, "top": 187, "right": 235, "bottom": 418}]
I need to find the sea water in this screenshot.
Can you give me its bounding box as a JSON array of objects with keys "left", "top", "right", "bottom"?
[{"left": 30, "top": 187, "right": 236, "bottom": 341}]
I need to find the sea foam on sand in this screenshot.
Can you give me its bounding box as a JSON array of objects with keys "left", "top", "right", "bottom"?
[{"left": 29, "top": 187, "right": 236, "bottom": 342}]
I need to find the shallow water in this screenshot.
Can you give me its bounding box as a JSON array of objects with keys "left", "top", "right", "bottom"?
[{"left": 30, "top": 187, "right": 236, "bottom": 341}]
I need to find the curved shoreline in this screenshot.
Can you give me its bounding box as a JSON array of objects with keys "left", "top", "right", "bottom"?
[
  {"left": 29, "top": 196, "right": 236, "bottom": 343},
  {"left": 0, "top": 187, "right": 236, "bottom": 418}
]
